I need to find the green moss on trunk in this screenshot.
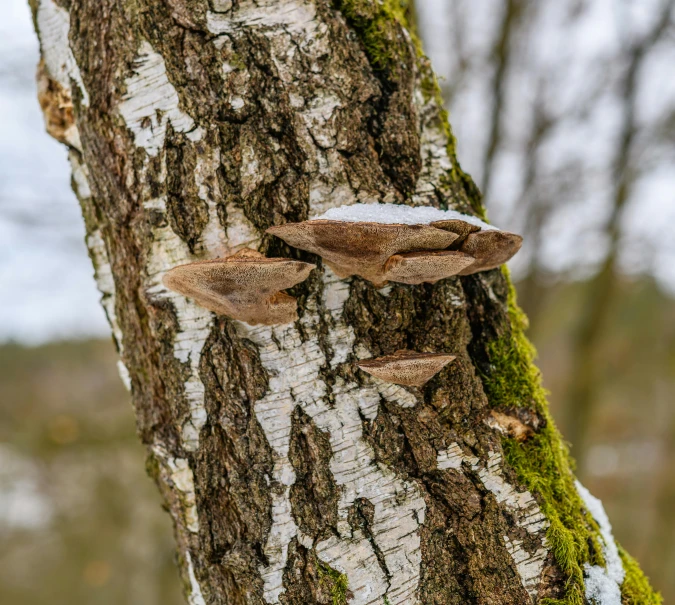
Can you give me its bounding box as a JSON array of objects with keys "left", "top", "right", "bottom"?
[
  {"left": 318, "top": 562, "right": 349, "bottom": 605},
  {"left": 619, "top": 547, "right": 663, "bottom": 605},
  {"left": 483, "top": 270, "right": 603, "bottom": 604},
  {"left": 332, "top": 0, "right": 415, "bottom": 72},
  {"left": 481, "top": 269, "right": 663, "bottom": 604}
]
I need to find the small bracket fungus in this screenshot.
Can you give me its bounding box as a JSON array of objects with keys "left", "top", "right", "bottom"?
[
  {"left": 357, "top": 350, "right": 456, "bottom": 387},
  {"left": 162, "top": 249, "right": 315, "bottom": 325},
  {"left": 267, "top": 203, "right": 522, "bottom": 285}
]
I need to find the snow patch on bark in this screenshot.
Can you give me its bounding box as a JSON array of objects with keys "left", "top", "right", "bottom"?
[
  {"left": 436, "top": 446, "right": 549, "bottom": 598},
  {"left": 144, "top": 196, "right": 213, "bottom": 451},
  {"left": 235, "top": 270, "right": 426, "bottom": 604},
  {"left": 119, "top": 41, "right": 202, "bottom": 157},
  {"left": 576, "top": 481, "right": 625, "bottom": 605},
  {"left": 36, "top": 0, "right": 89, "bottom": 106}
]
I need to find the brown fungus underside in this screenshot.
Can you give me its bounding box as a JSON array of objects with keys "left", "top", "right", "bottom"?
[{"left": 163, "top": 249, "right": 316, "bottom": 325}]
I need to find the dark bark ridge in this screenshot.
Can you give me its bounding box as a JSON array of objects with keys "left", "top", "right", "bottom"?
[{"left": 30, "top": 0, "right": 660, "bottom": 603}]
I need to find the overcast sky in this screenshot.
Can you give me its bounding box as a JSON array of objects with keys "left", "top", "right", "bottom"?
[
  {"left": 0, "top": 0, "right": 673, "bottom": 344},
  {"left": 0, "top": 0, "right": 109, "bottom": 344}
]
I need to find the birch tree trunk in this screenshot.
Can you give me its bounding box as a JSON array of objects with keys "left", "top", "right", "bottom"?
[{"left": 31, "top": 0, "right": 661, "bottom": 603}]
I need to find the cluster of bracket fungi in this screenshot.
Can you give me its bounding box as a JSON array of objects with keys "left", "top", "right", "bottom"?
[{"left": 163, "top": 203, "right": 523, "bottom": 387}]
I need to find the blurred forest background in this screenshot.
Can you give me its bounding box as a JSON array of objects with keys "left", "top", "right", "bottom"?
[{"left": 1, "top": 0, "right": 674, "bottom": 603}]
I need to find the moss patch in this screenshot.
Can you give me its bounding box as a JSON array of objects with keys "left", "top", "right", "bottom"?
[
  {"left": 619, "top": 547, "right": 662, "bottom": 605},
  {"left": 318, "top": 562, "right": 349, "bottom": 605},
  {"left": 482, "top": 269, "right": 605, "bottom": 604},
  {"left": 332, "top": 0, "right": 415, "bottom": 73},
  {"left": 483, "top": 273, "right": 547, "bottom": 414}
]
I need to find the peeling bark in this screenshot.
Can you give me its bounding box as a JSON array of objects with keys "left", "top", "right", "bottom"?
[{"left": 30, "top": 0, "right": 659, "bottom": 604}]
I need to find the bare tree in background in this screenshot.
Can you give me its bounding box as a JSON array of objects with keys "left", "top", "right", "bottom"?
[
  {"left": 565, "top": 0, "right": 675, "bottom": 473},
  {"left": 31, "top": 0, "right": 661, "bottom": 603},
  {"left": 481, "top": 0, "right": 526, "bottom": 200}
]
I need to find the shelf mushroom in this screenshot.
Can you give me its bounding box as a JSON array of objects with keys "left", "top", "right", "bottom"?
[
  {"left": 266, "top": 203, "right": 522, "bottom": 286},
  {"left": 357, "top": 350, "right": 456, "bottom": 387},
  {"left": 267, "top": 219, "right": 462, "bottom": 287},
  {"left": 162, "top": 249, "right": 315, "bottom": 325}
]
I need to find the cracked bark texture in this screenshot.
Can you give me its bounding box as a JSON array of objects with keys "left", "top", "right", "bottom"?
[{"left": 30, "top": 0, "right": 657, "bottom": 604}]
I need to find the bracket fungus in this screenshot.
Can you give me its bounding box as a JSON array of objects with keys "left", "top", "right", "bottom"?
[
  {"left": 266, "top": 203, "right": 522, "bottom": 285},
  {"left": 357, "top": 350, "right": 456, "bottom": 387},
  {"left": 162, "top": 249, "right": 315, "bottom": 325},
  {"left": 267, "top": 220, "right": 460, "bottom": 286}
]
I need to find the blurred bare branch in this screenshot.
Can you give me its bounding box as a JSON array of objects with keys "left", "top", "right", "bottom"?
[
  {"left": 564, "top": 0, "right": 674, "bottom": 474},
  {"left": 481, "top": 0, "right": 526, "bottom": 198}
]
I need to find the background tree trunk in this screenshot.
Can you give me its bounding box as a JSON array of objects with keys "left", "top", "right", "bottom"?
[{"left": 31, "top": 0, "right": 660, "bottom": 603}]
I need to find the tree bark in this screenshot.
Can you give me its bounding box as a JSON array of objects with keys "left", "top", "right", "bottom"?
[{"left": 31, "top": 0, "right": 660, "bottom": 603}]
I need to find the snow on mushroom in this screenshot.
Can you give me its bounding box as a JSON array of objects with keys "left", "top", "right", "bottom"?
[
  {"left": 162, "top": 249, "right": 315, "bottom": 325},
  {"left": 357, "top": 350, "right": 457, "bottom": 387},
  {"left": 266, "top": 203, "right": 522, "bottom": 286}
]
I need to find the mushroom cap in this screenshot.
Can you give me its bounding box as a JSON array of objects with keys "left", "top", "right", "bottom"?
[
  {"left": 267, "top": 220, "right": 458, "bottom": 285},
  {"left": 457, "top": 230, "right": 523, "bottom": 275},
  {"left": 162, "top": 249, "right": 315, "bottom": 325},
  {"left": 383, "top": 250, "right": 475, "bottom": 284},
  {"left": 357, "top": 350, "right": 456, "bottom": 387}
]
